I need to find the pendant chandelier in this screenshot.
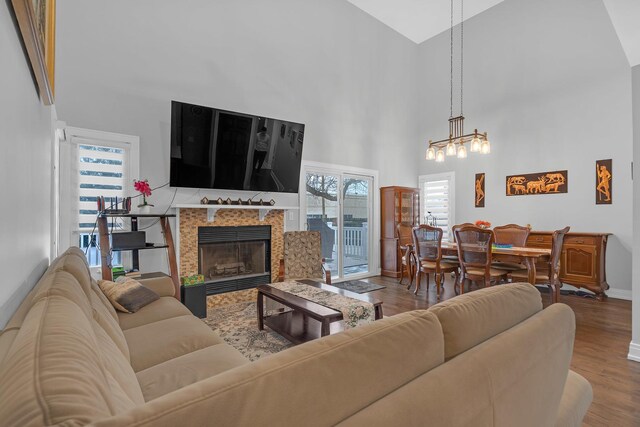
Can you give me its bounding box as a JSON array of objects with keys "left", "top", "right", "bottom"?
[{"left": 426, "top": 0, "right": 491, "bottom": 162}]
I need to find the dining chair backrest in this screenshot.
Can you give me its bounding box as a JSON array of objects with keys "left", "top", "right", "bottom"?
[
  {"left": 493, "top": 224, "right": 530, "bottom": 247},
  {"left": 451, "top": 223, "right": 474, "bottom": 243},
  {"left": 454, "top": 225, "right": 495, "bottom": 270},
  {"left": 550, "top": 226, "right": 570, "bottom": 279},
  {"left": 396, "top": 222, "right": 414, "bottom": 249},
  {"left": 412, "top": 225, "right": 443, "bottom": 263}
]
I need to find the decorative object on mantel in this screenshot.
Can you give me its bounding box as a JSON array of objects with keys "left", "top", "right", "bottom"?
[
  {"left": 595, "top": 159, "right": 612, "bottom": 205},
  {"left": 11, "top": 0, "right": 56, "bottom": 105},
  {"left": 475, "top": 220, "right": 491, "bottom": 229},
  {"left": 134, "top": 179, "right": 154, "bottom": 213},
  {"left": 425, "top": 0, "right": 491, "bottom": 162},
  {"left": 200, "top": 197, "right": 276, "bottom": 206},
  {"left": 506, "top": 171, "right": 568, "bottom": 196},
  {"left": 475, "top": 173, "right": 485, "bottom": 208}
]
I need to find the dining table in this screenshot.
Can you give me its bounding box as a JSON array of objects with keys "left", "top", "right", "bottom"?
[{"left": 440, "top": 241, "right": 551, "bottom": 285}]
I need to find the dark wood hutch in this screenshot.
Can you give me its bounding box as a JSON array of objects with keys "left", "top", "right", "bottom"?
[{"left": 380, "top": 186, "right": 420, "bottom": 278}]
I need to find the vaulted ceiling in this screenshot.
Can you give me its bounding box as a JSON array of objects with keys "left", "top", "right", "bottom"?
[{"left": 347, "top": 0, "right": 640, "bottom": 66}]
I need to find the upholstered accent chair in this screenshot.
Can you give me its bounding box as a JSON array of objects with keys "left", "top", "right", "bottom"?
[
  {"left": 511, "top": 226, "right": 570, "bottom": 303},
  {"left": 454, "top": 225, "right": 509, "bottom": 294},
  {"left": 278, "top": 231, "right": 331, "bottom": 284}
]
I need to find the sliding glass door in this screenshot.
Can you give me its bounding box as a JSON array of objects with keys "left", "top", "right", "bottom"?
[{"left": 303, "top": 168, "right": 374, "bottom": 280}]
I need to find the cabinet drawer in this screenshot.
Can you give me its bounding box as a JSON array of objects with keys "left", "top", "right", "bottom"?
[
  {"left": 527, "top": 234, "right": 552, "bottom": 248},
  {"left": 564, "top": 236, "right": 597, "bottom": 246},
  {"left": 560, "top": 246, "right": 597, "bottom": 282}
]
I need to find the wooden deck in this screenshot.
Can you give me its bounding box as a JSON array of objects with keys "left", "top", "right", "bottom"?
[{"left": 359, "top": 275, "right": 640, "bottom": 426}]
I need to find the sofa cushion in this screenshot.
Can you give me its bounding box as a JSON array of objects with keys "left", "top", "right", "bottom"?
[
  {"left": 98, "top": 278, "right": 160, "bottom": 313},
  {"left": 428, "top": 283, "right": 542, "bottom": 360},
  {"left": 555, "top": 370, "right": 593, "bottom": 427},
  {"left": 124, "top": 315, "right": 223, "bottom": 372},
  {"left": 0, "top": 295, "right": 143, "bottom": 426},
  {"left": 137, "top": 276, "right": 176, "bottom": 298},
  {"left": 118, "top": 296, "right": 192, "bottom": 330},
  {"left": 136, "top": 343, "right": 249, "bottom": 401}
]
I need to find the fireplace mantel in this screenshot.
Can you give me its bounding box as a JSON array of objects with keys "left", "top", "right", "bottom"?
[{"left": 173, "top": 204, "right": 299, "bottom": 222}]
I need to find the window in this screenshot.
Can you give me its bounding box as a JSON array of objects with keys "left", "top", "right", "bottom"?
[
  {"left": 419, "top": 172, "right": 455, "bottom": 240},
  {"left": 58, "top": 128, "right": 139, "bottom": 268}
]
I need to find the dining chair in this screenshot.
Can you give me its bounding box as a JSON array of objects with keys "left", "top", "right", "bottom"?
[
  {"left": 492, "top": 224, "right": 531, "bottom": 271},
  {"left": 454, "top": 225, "right": 509, "bottom": 294},
  {"left": 412, "top": 225, "right": 459, "bottom": 300},
  {"left": 443, "top": 223, "right": 474, "bottom": 265},
  {"left": 396, "top": 222, "right": 416, "bottom": 289},
  {"left": 510, "top": 226, "right": 570, "bottom": 304}
]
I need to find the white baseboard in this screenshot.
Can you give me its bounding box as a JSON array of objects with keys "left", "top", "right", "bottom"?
[
  {"left": 606, "top": 288, "right": 632, "bottom": 301},
  {"left": 628, "top": 341, "right": 640, "bottom": 362}
]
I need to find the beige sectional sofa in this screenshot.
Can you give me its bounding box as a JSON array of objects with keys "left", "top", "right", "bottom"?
[{"left": 0, "top": 248, "right": 592, "bottom": 426}]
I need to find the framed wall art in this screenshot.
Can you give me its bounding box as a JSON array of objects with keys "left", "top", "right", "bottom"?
[
  {"left": 506, "top": 170, "right": 568, "bottom": 196},
  {"left": 475, "top": 173, "right": 485, "bottom": 208},
  {"left": 11, "top": 0, "right": 56, "bottom": 105},
  {"left": 596, "top": 159, "right": 612, "bottom": 205}
]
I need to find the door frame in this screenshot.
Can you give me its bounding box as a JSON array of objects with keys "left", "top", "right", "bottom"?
[{"left": 300, "top": 161, "right": 380, "bottom": 281}]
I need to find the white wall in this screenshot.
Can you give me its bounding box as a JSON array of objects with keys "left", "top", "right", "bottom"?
[
  {"left": 417, "top": 0, "right": 633, "bottom": 297},
  {"left": 0, "top": 2, "right": 53, "bottom": 327},
  {"left": 55, "top": 0, "right": 419, "bottom": 273},
  {"left": 631, "top": 64, "right": 640, "bottom": 360}
]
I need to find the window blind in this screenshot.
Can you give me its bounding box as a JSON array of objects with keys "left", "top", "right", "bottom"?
[{"left": 420, "top": 174, "right": 454, "bottom": 240}]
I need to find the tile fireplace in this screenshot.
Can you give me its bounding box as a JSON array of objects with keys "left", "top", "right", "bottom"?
[{"left": 198, "top": 225, "right": 271, "bottom": 295}]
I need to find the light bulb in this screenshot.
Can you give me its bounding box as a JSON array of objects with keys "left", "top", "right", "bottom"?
[
  {"left": 457, "top": 145, "right": 467, "bottom": 158},
  {"left": 481, "top": 139, "right": 491, "bottom": 154},
  {"left": 426, "top": 146, "right": 435, "bottom": 160},
  {"left": 446, "top": 141, "right": 457, "bottom": 156},
  {"left": 470, "top": 136, "right": 481, "bottom": 152},
  {"left": 435, "top": 149, "right": 445, "bottom": 162}
]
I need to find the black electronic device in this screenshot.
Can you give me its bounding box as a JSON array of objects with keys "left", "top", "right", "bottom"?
[
  {"left": 111, "top": 231, "right": 146, "bottom": 250},
  {"left": 170, "top": 100, "right": 305, "bottom": 193}
]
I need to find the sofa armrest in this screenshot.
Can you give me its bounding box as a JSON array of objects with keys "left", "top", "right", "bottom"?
[
  {"left": 555, "top": 370, "right": 593, "bottom": 427},
  {"left": 138, "top": 276, "right": 176, "bottom": 298}
]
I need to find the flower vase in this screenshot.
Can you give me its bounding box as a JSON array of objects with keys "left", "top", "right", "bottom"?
[{"left": 138, "top": 196, "right": 154, "bottom": 214}]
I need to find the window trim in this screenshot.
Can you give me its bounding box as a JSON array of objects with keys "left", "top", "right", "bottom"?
[
  {"left": 418, "top": 171, "right": 456, "bottom": 237},
  {"left": 57, "top": 127, "right": 140, "bottom": 270}
]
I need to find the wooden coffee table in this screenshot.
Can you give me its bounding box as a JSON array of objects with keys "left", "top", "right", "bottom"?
[{"left": 257, "top": 280, "right": 383, "bottom": 344}]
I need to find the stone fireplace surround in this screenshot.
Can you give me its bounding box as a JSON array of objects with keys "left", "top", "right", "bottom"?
[{"left": 178, "top": 208, "right": 284, "bottom": 290}]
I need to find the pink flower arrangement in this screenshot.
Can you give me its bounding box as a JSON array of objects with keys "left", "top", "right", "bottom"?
[{"left": 134, "top": 179, "right": 153, "bottom": 207}]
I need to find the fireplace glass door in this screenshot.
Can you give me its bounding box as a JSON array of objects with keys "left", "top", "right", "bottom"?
[{"left": 199, "top": 241, "right": 267, "bottom": 282}]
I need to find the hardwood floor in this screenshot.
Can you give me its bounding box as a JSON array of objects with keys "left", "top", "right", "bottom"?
[{"left": 361, "top": 274, "right": 640, "bottom": 426}]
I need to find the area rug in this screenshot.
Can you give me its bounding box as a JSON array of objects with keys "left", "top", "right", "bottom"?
[
  {"left": 330, "top": 280, "right": 385, "bottom": 294},
  {"left": 203, "top": 301, "right": 293, "bottom": 361}
]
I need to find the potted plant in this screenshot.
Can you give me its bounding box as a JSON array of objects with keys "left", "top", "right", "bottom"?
[{"left": 134, "top": 179, "right": 154, "bottom": 213}]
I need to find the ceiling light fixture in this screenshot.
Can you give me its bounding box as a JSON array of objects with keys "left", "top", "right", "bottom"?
[{"left": 426, "top": 0, "right": 491, "bottom": 161}]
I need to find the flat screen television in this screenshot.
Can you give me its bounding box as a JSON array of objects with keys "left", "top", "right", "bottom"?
[{"left": 170, "top": 101, "right": 305, "bottom": 193}]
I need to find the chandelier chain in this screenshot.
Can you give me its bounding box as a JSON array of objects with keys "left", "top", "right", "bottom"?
[
  {"left": 449, "top": 0, "right": 453, "bottom": 119},
  {"left": 460, "top": 0, "right": 464, "bottom": 116}
]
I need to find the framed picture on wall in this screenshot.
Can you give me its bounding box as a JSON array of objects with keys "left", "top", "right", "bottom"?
[
  {"left": 11, "top": 0, "right": 56, "bottom": 105},
  {"left": 596, "top": 159, "right": 612, "bottom": 204},
  {"left": 475, "top": 173, "right": 485, "bottom": 208}
]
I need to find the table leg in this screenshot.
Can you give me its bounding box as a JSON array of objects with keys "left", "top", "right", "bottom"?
[
  {"left": 321, "top": 320, "right": 330, "bottom": 337},
  {"left": 525, "top": 257, "right": 537, "bottom": 285},
  {"left": 257, "top": 292, "right": 264, "bottom": 330},
  {"left": 374, "top": 304, "right": 383, "bottom": 320}
]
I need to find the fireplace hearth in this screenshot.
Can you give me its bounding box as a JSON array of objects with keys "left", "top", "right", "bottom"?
[{"left": 198, "top": 225, "right": 271, "bottom": 295}]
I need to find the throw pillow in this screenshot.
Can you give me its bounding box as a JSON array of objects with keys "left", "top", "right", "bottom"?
[{"left": 97, "top": 277, "right": 159, "bottom": 313}]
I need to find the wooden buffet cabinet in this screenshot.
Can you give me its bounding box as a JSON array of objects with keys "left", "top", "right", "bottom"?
[
  {"left": 380, "top": 186, "right": 420, "bottom": 278},
  {"left": 526, "top": 231, "right": 611, "bottom": 300}
]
